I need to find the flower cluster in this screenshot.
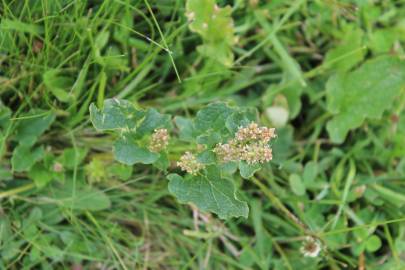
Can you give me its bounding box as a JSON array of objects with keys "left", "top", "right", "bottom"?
[
  {"left": 149, "top": 128, "right": 169, "bottom": 153},
  {"left": 235, "top": 122, "right": 275, "bottom": 143},
  {"left": 300, "top": 236, "right": 322, "bottom": 258},
  {"left": 214, "top": 122, "right": 276, "bottom": 165},
  {"left": 177, "top": 152, "right": 205, "bottom": 175}
]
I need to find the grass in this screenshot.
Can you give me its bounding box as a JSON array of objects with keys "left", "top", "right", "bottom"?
[{"left": 1, "top": 0, "right": 405, "bottom": 269}]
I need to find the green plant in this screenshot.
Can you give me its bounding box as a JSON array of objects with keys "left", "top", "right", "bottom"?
[
  {"left": 90, "top": 99, "right": 276, "bottom": 219},
  {"left": 185, "top": 0, "right": 237, "bottom": 66},
  {"left": 2, "top": 0, "right": 405, "bottom": 268}
]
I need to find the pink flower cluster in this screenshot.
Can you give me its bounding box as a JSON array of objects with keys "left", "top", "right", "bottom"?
[
  {"left": 214, "top": 122, "right": 276, "bottom": 165},
  {"left": 149, "top": 128, "right": 169, "bottom": 153}
]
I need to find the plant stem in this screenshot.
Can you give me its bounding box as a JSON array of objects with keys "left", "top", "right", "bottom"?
[
  {"left": 0, "top": 183, "right": 35, "bottom": 199},
  {"left": 251, "top": 176, "right": 309, "bottom": 234}
]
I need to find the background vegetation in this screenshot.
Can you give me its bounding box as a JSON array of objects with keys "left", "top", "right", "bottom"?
[{"left": 1, "top": 0, "right": 405, "bottom": 269}]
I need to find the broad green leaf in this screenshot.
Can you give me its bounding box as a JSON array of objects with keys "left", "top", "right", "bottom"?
[
  {"left": 225, "top": 108, "right": 257, "bottom": 134},
  {"left": 369, "top": 28, "right": 399, "bottom": 54},
  {"left": 282, "top": 81, "right": 304, "bottom": 119},
  {"left": 89, "top": 99, "right": 143, "bottom": 130},
  {"left": 326, "top": 56, "right": 405, "bottom": 143},
  {"left": 28, "top": 163, "right": 53, "bottom": 188},
  {"left": 14, "top": 111, "right": 55, "bottom": 146},
  {"left": 220, "top": 161, "right": 238, "bottom": 175},
  {"left": 0, "top": 167, "right": 12, "bottom": 181},
  {"left": 38, "top": 204, "right": 64, "bottom": 225},
  {"left": 196, "top": 150, "right": 216, "bottom": 165},
  {"left": 324, "top": 216, "right": 348, "bottom": 249},
  {"left": 289, "top": 173, "right": 306, "bottom": 196},
  {"left": 136, "top": 108, "right": 172, "bottom": 137},
  {"left": 186, "top": 0, "right": 236, "bottom": 66},
  {"left": 153, "top": 152, "right": 170, "bottom": 171},
  {"left": 366, "top": 235, "right": 382, "bottom": 252},
  {"left": 196, "top": 132, "right": 222, "bottom": 147},
  {"left": 0, "top": 216, "right": 23, "bottom": 260},
  {"left": 239, "top": 161, "right": 260, "bottom": 179},
  {"left": 59, "top": 148, "right": 88, "bottom": 169},
  {"left": 197, "top": 43, "right": 234, "bottom": 68},
  {"left": 0, "top": 104, "right": 11, "bottom": 129},
  {"left": 113, "top": 137, "right": 159, "bottom": 165},
  {"left": 194, "top": 103, "right": 234, "bottom": 133},
  {"left": 324, "top": 27, "right": 365, "bottom": 72},
  {"left": 43, "top": 70, "right": 74, "bottom": 103},
  {"left": 303, "top": 161, "right": 318, "bottom": 186},
  {"left": 11, "top": 145, "right": 44, "bottom": 172},
  {"left": 352, "top": 241, "right": 367, "bottom": 256},
  {"left": 168, "top": 171, "right": 248, "bottom": 219},
  {"left": 47, "top": 183, "right": 111, "bottom": 211},
  {"left": 174, "top": 116, "right": 196, "bottom": 142},
  {"left": 0, "top": 218, "right": 12, "bottom": 249},
  {"left": 271, "top": 126, "right": 293, "bottom": 163},
  {"left": 95, "top": 30, "right": 110, "bottom": 50},
  {"left": 107, "top": 163, "right": 133, "bottom": 180}
]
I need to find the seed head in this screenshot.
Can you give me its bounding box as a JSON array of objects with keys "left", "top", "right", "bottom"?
[
  {"left": 149, "top": 128, "right": 169, "bottom": 153},
  {"left": 177, "top": 152, "right": 205, "bottom": 175}
]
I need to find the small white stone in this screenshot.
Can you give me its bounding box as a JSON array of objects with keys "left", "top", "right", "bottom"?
[
  {"left": 186, "top": 11, "right": 195, "bottom": 21},
  {"left": 265, "top": 106, "right": 289, "bottom": 128}
]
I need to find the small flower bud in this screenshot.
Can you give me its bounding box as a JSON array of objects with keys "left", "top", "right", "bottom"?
[
  {"left": 186, "top": 11, "right": 195, "bottom": 21},
  {"left": 53, "top": 162, "right": 63, "bottom": 173}
]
